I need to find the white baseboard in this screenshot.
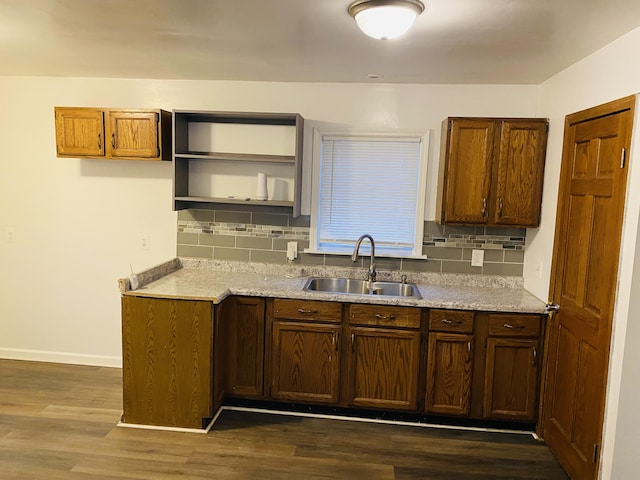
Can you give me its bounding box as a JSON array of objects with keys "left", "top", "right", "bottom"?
[{"left": 0, "top": 347, "right": 122, "bottom": 368}]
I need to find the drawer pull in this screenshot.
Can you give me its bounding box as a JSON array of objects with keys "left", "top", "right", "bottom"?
[
  {"left": 297, "top": 308, "right": 318, "bottom": 314},
  {"left": 503, "top": 323, "right": 526, "bottom": 329},
  {"left": 375, "top": 313, "right": 396, "bottom": 321},
  {"left": 441, "top": 319, "right": 463, "bottom": 325}
]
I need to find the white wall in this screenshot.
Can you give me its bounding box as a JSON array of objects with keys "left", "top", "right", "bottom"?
[
  {"left": 0, "top": 77, "right": 538, "bottom": 367},
  {"left": 530, "top": 26, "right": 640, "bottom": 480}
]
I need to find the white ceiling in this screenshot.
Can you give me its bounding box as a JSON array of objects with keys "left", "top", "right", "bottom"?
[{"left": 1, "top": 0, "right": 639, "bottom": 85}]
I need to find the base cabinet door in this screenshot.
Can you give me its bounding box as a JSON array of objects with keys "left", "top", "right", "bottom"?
[
  {"left": 271, "top": 321, "right": 340, "bottom": 403},
  {"left": 425, "top": 332, "right": 473, "bottom": 415},
  {"left": 346, "top": 327, "right": 421, "bottom": 411},
  {"left": 121, "top": 296, "right": 213, "bottom": 429},
  {"left": 484, "top": 337, "right": 539, "bottom": 421},
  {"left": 227, "top": 296, "right": 265, "bottom": 397}
]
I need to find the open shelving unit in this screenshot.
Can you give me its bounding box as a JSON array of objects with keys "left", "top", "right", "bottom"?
[{"left": 173, "top": 110, "right": 304, "bottom": 217}]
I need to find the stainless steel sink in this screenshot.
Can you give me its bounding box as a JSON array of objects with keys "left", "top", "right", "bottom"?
[{"left": 303, "top": 277, "right": 421, "bottom": 298}]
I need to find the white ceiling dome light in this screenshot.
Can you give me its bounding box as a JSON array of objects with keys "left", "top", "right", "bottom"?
[{"left": 348, "top": 0, "right": 425, "bottom": 40}]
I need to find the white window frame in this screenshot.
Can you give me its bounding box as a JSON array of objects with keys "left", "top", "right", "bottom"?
[{"left": 307, "top": 128, "right": 429, "bottom": 259}]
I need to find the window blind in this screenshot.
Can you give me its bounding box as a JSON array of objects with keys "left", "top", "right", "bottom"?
[{"left": 315, "top": 134, "right": 425, "bottom": 256}]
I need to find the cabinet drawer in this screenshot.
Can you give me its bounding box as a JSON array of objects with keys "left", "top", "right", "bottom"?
[
  {"left": 429, "top": 309, "right": 474, "bottom": 333},
  {"left": 348, "top": 304, "right": 421, "bottom": 329},
  {"left": 273, "top": 299, "right": 342, "bottom": 323},
  {"left": 488, "top": 314, "right": 541, "bottom": 337}
]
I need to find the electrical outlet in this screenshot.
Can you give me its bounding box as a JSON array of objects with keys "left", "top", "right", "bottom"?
[
  {"left": 141, "top": 236, "right": 150, "bottom": 250},
  {"left": 287, "top": 241, "right": 298, "bottom": 261},
  {"left": 6, "top": 227, "right": 16, "bottom": 244},
  {"left": 471, "top": 249, "right": 484, "bottom": 267}
]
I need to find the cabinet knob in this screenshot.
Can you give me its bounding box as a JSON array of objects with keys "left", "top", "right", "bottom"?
[
  {"left": 298, "top": 308, "right": 318, "bottom": 314},
  {"left": 503, "top": 323, "right": 526, "bottom": 329},
  {"left": 441, "top": 318, "right": 463, "bottom": 325}
]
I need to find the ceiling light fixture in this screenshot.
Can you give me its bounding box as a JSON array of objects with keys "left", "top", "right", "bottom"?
[{"left": 348, "top": 0, "right": 425, "bottom": 40}]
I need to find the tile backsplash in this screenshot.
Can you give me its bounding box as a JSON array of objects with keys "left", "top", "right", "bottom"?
[{"left": 177, "top": 209, "right": 526, "bottom": 276}]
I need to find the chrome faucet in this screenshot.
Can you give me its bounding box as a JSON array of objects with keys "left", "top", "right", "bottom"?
[{"left": 351, "top": 234, "right": 376, "bottom": 282}]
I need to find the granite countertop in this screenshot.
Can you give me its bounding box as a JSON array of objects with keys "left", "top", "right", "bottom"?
[{"left": 119, "top": 258, "right": 547, "bottom": 314}]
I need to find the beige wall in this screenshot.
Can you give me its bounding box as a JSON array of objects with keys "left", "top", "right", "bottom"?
[
  {"left": 0, "top": 78, "right": 538, "bottom": 366},
  {"left": 532, "top": 26, "right": 640, "bottom": 480},
  {"left": 2, "top": 24, "right": 640, "bottom": 478}
]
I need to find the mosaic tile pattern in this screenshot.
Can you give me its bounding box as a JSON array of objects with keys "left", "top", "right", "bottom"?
[{"left": 177, "top": 209, "right": 527, "bottom": 276}]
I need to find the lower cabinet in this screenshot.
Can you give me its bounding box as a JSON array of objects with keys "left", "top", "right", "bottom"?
[
  {"left": 483, "top": 314, "right": 542, "bottom": 422},
  {"left": 121, "top": 294, "right": 545, "bottom": 429},
  {"left": 121, "top": 296, "right": 214, "bottom": 429},
  {"left": 345, "top": 305, "right": 422, "bottom": 411},
  {"left": 225, "top": 296, "right": 265, "bottom": 398},
  {"left": 425, "top": 332, "right": 473, "bottom": 415},
  {"left": 270, "top": 299, "right": 342, "bottom": 403},
  {"left": 425, "top": 309, "right": 475, "bottom": 415}
]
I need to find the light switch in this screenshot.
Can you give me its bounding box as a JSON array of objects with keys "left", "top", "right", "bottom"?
[
  {"left": 287, "top": 241, "right": 298, "bottom": 261},
  {"left": 471, "top": 249, "right": 484, "bottom": 267}
]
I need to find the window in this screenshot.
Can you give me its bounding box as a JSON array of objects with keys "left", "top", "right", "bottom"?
[{"left": 309, "top": 130, "right": 429, "bottom": 258}]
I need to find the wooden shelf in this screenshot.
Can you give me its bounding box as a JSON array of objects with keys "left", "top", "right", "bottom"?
[
  {"left": 172, "top": 110, "right": 304, "bottom": 217},
  {"left": 174, "top": 196, "right": 294, "bottom": 207},
  {"left": 175, "top": 152, "right": 295, "bottom": 164}
]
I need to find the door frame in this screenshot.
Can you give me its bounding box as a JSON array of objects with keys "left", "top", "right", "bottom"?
[{"left": 538, "top": 95, "right": 639, "bottom": 478}]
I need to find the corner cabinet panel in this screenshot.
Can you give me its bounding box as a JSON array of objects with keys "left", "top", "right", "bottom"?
[
  {"left": 425, "top": 332, "right": 473, "bottom": 416},
  {"left": 346, "top": 327, "right": 421, "bottom": 411},
  {"left": 172, "top": 110, "right": 304, "bottom": 216},
  {"left": 227, "top": 296, "right": 266, "bottom": 398},
  {"left": 121, "top": 296, "right": 213, "bottom": 429},
  {"left": 271, "top": 321, "right": 340, "bottom": 403},
  {"left": 483, "top": 337, "right": 539, "bottom": 421},
  {"left": 55, "top": 108, "right": 105, "bottom": 157}
]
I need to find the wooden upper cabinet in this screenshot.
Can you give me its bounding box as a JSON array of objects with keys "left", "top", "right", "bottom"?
[
  {"left": 437, "top": 117, "right": 548, "bottom": 227},
  {"left": 55, "top": 108, "right": 105, "bottom": 157},
  {"left": 108, "top": 110, "right": 160, "bottom": 158},
  {"left": 54, "top": 107, "right": 171, "bottom": 161}
]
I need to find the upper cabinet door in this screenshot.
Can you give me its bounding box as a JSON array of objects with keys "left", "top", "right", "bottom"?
[
  {"left": 107, "top": 110, "right": 159, "bottom": 158},
  {"left": 440, "top": 119, "right": 495, "bottom": 224},
  {"left": 493, "top": 120, "right": 548, "bottom": 226},
  {"left": 55, "top": 108, "right": 105, "bottom": 157}
]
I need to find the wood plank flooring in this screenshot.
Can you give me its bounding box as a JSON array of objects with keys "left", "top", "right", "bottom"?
[{"left": 0, "top": 359, "right": 569, "bottom": 479}]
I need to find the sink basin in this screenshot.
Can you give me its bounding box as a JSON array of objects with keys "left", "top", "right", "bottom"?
[{"left": 303, "top": 277, "right": 422, "bottom": 298}]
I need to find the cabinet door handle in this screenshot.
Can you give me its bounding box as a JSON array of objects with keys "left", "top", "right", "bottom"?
[
  {"left": 498, "top": 197, "right": 504, "bottom": 217},
  {"left": 503, "top": 323, "right": 526, "bottom": 329},
  {"left": 441, "top": 319, "right": 463, "bottom": 325},
  {"left": 351, "top": 333, "right": 355, "bottom": 352},
  {"left": 532, "top": 346, "right": 537, "bottom": 366},
  {"left": 481, "top": 197, "right": 487, "bottom": 217},
  {"left": 297, "top": 308, "right": 318, "bottom": 314},
  {"left": 467, "top": 341, "right": 472, "bottom": 354},
  {"left": 97, "top": 132, "right": 102, "bottom": 150},
  {"left": 375, "top": 313, "right": 396, "bottom": 321},
  {"left": 111, "top": 132, "right": 116, "bottom": 149},
  {"left": 333, "top": 332, "right": 340, "bottom": 352}
]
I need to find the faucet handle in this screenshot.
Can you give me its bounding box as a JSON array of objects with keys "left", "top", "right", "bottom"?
[{"left": 401, "top": 274, "right": 407, "bottom": 284}]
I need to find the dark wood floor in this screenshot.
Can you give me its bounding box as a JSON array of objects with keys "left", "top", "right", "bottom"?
[{"left": 0, "top": 359, "right": 569, "bottom": 479}]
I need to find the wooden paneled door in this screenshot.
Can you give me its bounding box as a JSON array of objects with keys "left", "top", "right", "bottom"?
[{"left": 542, "top": 96, "right": 635, "bottom": 479}]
